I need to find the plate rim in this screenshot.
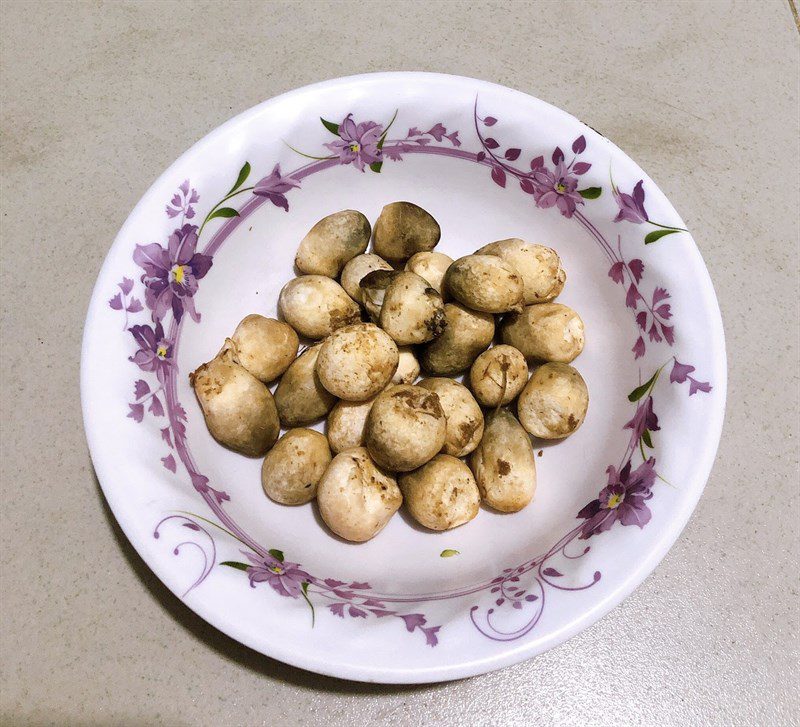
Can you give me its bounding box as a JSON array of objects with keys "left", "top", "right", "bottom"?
[{"left": 81, "top": 71, "right": 727, "bottom": 683}]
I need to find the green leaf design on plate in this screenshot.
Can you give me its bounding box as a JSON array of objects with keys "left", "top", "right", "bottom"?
[
  {"left": 320, "top": 117, "right": 340, "bottom": 135},
  {"left": 642, "top": 429, "right": 654, "bottom": 448},
  {"left": 369, "top": 109, "right": 396, "bottom": 174},
  {"left": 300, "top": 581, "right": 315, "bottom": 626},
  {"left": 220, "top": 561, "right": 249, "bottom": 571},
  {"left": 628, "top": 371, "right": 659, "bottom": 402},
  {"left": 207, "top": 207, "right": 239, "bottom": 221},
  {"left": 578, "top": 187, "right": 602, "bottom": 199},
  {"left": 268, "top": 548, "right": 284, "bottom": 562},
  {"left": 440, "top": 549, "right": 460, "bottom": 558},
  {"left": 226, "top": 161, "right": 251, "bottom": 195},
  {"left": 644, "top": 228, "right": 679, "bottom": 244}
]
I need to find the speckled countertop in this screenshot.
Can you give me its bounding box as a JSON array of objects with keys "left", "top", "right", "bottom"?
[{"left": 1, "top": 1, "right": 798, "bottom": 724}]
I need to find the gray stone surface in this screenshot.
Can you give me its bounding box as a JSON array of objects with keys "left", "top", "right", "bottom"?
[{"left": 1, "top": 1, "right": 798, "bottom": 724}]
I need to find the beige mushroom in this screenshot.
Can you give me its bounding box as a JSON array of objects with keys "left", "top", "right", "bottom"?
[
  {"left": 470, "top": 409, "right": 537, "bottom": 513},
  {"left": 399, "top": 455, "right": 480, "bottom": 531},
  {"left": 261, "top": 429, "right": 331, "bottom": 505},
  {"left": 476, "top": 238, "right": 565, "bottom": 304},
  {"left": 316, "top": 323, "right": 399, "bottom": 401},
  {"left": 189, "top": 342, "right": 279, "bottom": 457},
  {"left": 419, "top": 302, "right": 495, "bottom": 375},
  {"left": 317, "top": 447, "right": 402, "bottom": 542},
  {"left": 469, "top": 344, "right": 529, "bottom": 407},
  {"left": 326, "top": 396, "right": 378, "bottom": 453},
  {"left": 392, "top": 347, "right": 421, "bottom": 385},
  {"left": 278, "top": 275, "right": 361, "bottom": 340},
  {"left": 501, "top": 303, "right": 585, "bottom": 363},
  {"left": 340, "top": 253, "right": 393, "bottom": 303},
  {"left": 378, "top": 271, "right": 447, "bottom": 345},
  {"left": 230, "top": 314, "right": 299, "bottom": 383},
  {"left": 372, "top": 201, "right": 441, "bottom": 262},
  {"left": 517, "top": 362, "right": 589, "bottom": 439},
  {"left": 274, "top": 344, "right": 337, "bottom": 427},
  {"left": 418, "top": 377, "right": 484, "bottom": 457},
  {"left": 295, "top": 210, "right": 371, "bottom": 277},
  {"left": 365, "top": 384, "right": 447, "bottom": 471},
  {"left": 443, "top": 254, "right": 524, "bottom": 313},
  {"left": 404, "top": 251, "right": 453, "bottom": 295}
]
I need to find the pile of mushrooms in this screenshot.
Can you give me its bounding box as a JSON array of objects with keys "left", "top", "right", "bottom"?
[{"left": 190, "top": 202, "right": 588, "bottom": 542}]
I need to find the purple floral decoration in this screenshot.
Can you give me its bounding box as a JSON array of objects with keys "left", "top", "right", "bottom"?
[
  {"left": 420, "top": 122, "right": 461, "bottom": 146},
  {"left": 166, "top": 179, "right": 199, "bottom": 220},
  {"left": 381, "top": 123, "right": 462, "bottom": 161},
  {"left": 319, "top": 581, "right": 441, "bottom": 646},
  {"left": 670, "top": 358, "right": 712, "bottom": 395},
  {"left": 119, "top": 179, "right": 215, "bottom": 473},
  {"left": 613, "top": 180, "right": 649, "bottom": 224},
  {"left": 624, "top": 395, "right": 660, "bottom": 449},
  {"left": 221, "top": 559, "right": 442, "bottom": 645},
  {"left": 324, "top": 114, "right": 384, "bottom": 171},
  {"left": 405, "top": 123, "right": 461, "bottom": 147},
  {"left": 242, "top": 551, "right": 311, "bottom": 599},
  {"left": 608, "top": 243, "right": 674, "bottom": 358},
  {"left": 577, "top": 458, "right": 656, "bottom": 538},
  {"left": 528, "top": 147, "right": 586, "bottom": 217},
  {"left": 612, "top": 177, "right": 687, "bottom": 244},
  {"left": 153, "top": 515, "right": 216, "bottom": 596},
  {"left": 253, "top": 164, "right": 300, "bottom": 211},
  {"left": 125, "top": 322, "right": 171, "bottom": 424},
  {"left": 128, "top": 321, "right": 173, "bottom": 382},
  {"left": 472, "top": 106, "right": 596, "bottom": 219},
  {"left": 298, "top": 113, "right": 460, "bottom": 172},
  {"left": 108, "top": 276, "right": 143, "bottom": 329},
  {"left": 134, "top": 223, "right": 213, "bottom": 323}
]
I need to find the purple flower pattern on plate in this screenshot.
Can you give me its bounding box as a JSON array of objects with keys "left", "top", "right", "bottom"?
[
  {"left": 577, "top": 458, "right": 656, "bottom": 538},
  {"left": 108, "top": 276, "right": 144, "bottom": 330},
  {"left": 165, "top": 179, "right": 199, "bottom": 220},
  {"left": 613, "top": 179, "right": 649, "bottom": 224},
  {"left": 220, "top": 559, "right": 442, "bottom": 645},
  {"left": 471, "top": 104, "right": 597, "bottom": 219},
  {"left": 611, "top": 176, "right": 688, "bottom": 244},
  {"left": 670, "top": 357, "right": 712, "bottom": 396},
  {"left": 107, "top": 104, "right": 712, "bottom": 646},
  {"left": 528, "top": 151, "right": 585, "bottom": 217},
  {"left": 607, "top": 239, "right": 674, "bottom": 358},
  {"left": 134, "top": 223, "right": 213, "bottom": 323},
  {"left": 253, "top": 164, "right": 301, "bottom": 211},
  {"left": 241, "top": 550, "right": 311, "bottom": 599},
  {"left": 125, "top": 321, "right": 172, "bottom": 424},
  {"left": 323, "top": 114, "right": 384, "bottom": 171},
  {"left": 129, "top": 320, "right": 173, "bottom": 382},
  {"left": 153, "top": 515, "right": 216, "bottom": 596}
]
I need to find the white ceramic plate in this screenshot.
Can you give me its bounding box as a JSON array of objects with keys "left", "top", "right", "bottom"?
[{"left": 81, "top": 73, "right": 726, "bottom": 683}]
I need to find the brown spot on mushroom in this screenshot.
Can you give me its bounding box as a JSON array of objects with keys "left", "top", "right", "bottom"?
[
  {"left": 457, "top": 419, "right": 479, "bottom": 448},
  {"left": 497, "top": 459, "right": 511, "bottom": 475},
  {"left": 329, "top": 305, "right": 361, "bottom": 329},
  {"left": 424, "top": 308, "right": 447, "bottom": 336}
]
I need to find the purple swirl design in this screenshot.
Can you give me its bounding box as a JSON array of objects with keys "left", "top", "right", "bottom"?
[{"left": 153, "top": 515, "right": 216, "bottom": 597}]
